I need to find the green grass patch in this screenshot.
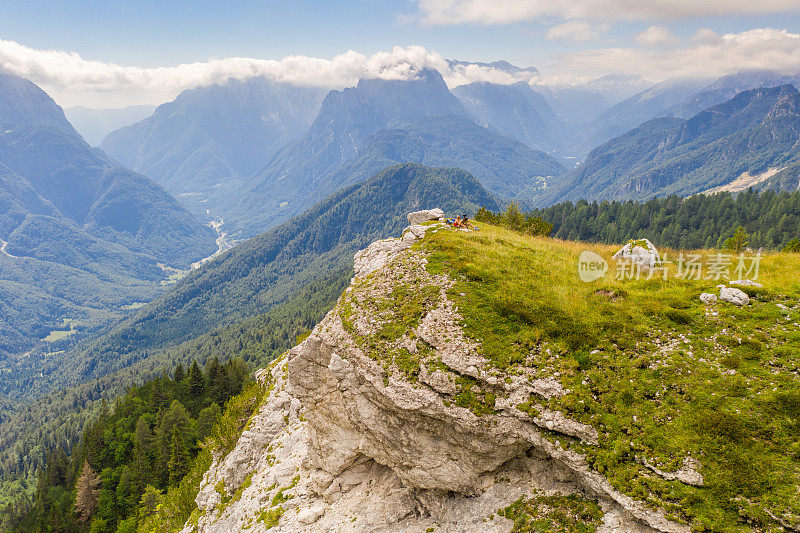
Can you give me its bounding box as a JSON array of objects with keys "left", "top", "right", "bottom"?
[
  {"left": 422, "top": 223, "right": 800, "bottom": 530},
  {"left": 498, "top": 490, "right": 604, "bottom": 532}
]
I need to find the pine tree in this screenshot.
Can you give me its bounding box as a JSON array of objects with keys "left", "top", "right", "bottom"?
[
  {"left": 725, "top": 226, "right": 749, "bottom": 254},
  {"left": 188, "top": 360, "right": 205, "bottom": 410},
  {"left": 168, "top": 426, "right": 190, "bottom": 486},
  {"left": 134, "top": 414, "right": 154, "bottom": 487},
  {"left": 137, "top": 485, "right": 162, "bottom": 522},
  {"left": 74, "top": 460, "right": 100, "bottom": 522},
  {"left": 173, "top": 363, "right": 185, "bottom": 383}
]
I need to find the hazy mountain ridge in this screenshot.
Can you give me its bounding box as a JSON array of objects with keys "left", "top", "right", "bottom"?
[
  {"left": 0, "top": 72, "right": 80, "bottom": 136},
  {"left": 229, "top": 70, "right": 564, "bottom": 237},
  {"left": 543, "top": 84, "right": 800, "bottom": 204},
  {"left": 100, "top": 78, "right": 328, "bottom": 216},
  {"left": 452, "top": 81, "right": 564, "bottom": 155}
]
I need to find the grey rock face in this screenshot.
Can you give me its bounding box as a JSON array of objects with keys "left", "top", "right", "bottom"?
[
  {"left": 729, "top": 279, "right": 762, "bottom": 288},
  {"left": 613, "top": 239, "right": 660, "bottom": 269}
]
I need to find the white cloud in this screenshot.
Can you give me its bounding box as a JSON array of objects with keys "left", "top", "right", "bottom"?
[
  {"left": 0, "top": 40, "right": 541, "bottom": 107},
  {"left": 546, "top": 21, "right": 608, "bottom": 43},
  {"left": 4, "top": 27, "right": 799, "bottom": 107},
  {"left": 553, "top": 28, "right": 800, "bottom": 81},
  {"left": 636, "top": 25, "right": 679, "bottom": 47},
  {"left": 415, "top": 0, "right": 800, "bottom": 25}
]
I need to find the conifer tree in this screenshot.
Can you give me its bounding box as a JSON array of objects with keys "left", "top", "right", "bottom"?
[
  {"left": 173, "top": 363, "right": 185, "bottom": 383},
  {"left": 74, "top": 460, "right": 100, "bottom": 522},
  {"left": 168, "top": 426, "right": 190, "bottom": 486}
]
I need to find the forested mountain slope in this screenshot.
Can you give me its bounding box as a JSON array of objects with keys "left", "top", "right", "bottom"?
[
  {"left": 0, "top": 72, "right": 217, "bottom": 359},
  {"left": 45, "top": 164, "right": 498, "bottom": 389},
  {"left": 543, "top": 85, "right": 800, "bottom": 204},
  {"left": 532, "top": 189, "right": 800, "bottom": 250}
]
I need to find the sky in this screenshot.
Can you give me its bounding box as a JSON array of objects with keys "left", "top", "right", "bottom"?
[{"left": 1, "top": 0, "right": 800, "bottom": 107}]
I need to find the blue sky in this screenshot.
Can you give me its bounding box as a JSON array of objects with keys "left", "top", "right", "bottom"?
[
  {"left": 2, "top": 0, "right": 798, "bottom": 67},
  {"left": 1, "top": 0, "right": 800, "bottom": 106}
]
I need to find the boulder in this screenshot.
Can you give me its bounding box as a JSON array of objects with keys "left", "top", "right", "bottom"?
[
  {"left": 613, "top": 238, "right": 660, "bottom": 268},
  {"left": 729, "top": 279, "right": 762, "bottom": 288},
  {"left": 699, "top": 293, "right": 717, "bottom": 305},
  {"left": 719, "top": 286, "right": 750, "bottom": 306},
  {"left": 407, "top": 208, "right": 445, "bottom": 225}
]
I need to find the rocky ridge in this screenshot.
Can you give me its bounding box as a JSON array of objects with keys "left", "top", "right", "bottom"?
[{"left": 185, "top": 212, "right": 695, "bottom": 532}]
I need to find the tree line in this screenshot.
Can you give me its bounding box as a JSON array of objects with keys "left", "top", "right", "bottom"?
[
  {"left": 526, "top": 189, "right": 800, "bottom": 250},
  {"left": 6, "top": 358, "right": 250, "bottom": 532}
]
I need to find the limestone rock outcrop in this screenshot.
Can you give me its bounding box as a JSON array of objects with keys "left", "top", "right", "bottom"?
[
  {"left": 186, "top": 219, "right": 692, "bottom": 533},
  {"left": 407, "top": 208, "right": 445, "bottom": 225}
]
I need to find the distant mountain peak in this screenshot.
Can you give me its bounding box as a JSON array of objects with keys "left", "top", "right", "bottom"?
[
  {"left": 313, "top": 68, "right": 465, "bottom": 135},
  {"left": 0, "top": 70, "right": 79, "bottom": 136}
]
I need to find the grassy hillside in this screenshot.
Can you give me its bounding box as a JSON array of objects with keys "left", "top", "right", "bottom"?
[{"left": 420, "top": 223, "right": 800, "bottom": 530}]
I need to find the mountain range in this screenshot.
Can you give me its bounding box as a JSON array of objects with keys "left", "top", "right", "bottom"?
[
  {"left": 0, "top": 72, "right": 216, "bottom": 359},
  {"left": 543, "top": 84, "right": 800, "bottom": 204},
  {"left": 5, "top": 59, "right": 800, "bottom": 525},
  {"left": 6, "top": 65, "right": 800, "bottom": 363},
  {"left": 226, "top": 69, "right": 563, "bottom": 237},
  {"left": 100, "top": 78, "right": 327, "bottom": 217}
]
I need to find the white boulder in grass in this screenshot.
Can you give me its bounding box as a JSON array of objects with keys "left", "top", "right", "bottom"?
[
  {"left": 700, "top": 293, "right": 718, "bottom": 305},
  {"left": 613, "top": 238, "right": 660, "bottom": 268},
  {"left": 407, "top": 208, "right": 445, "bottom": 225},
  {"left": 719, "top": 286, "right": 750, "bottom": 306},
  {"left": 729, "top": 279, "right": 763, "bottom": 288}
]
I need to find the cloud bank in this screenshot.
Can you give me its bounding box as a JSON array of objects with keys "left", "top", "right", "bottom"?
[
  {"left": 415, "top": 0, "right": 800, "bottom": 25},
  {"left": 0, "top": 40, "right": 539, "bottom": 107},
  {"left": 3, "top": 27, "right": 800, "bottom": 107},
  {"left": 636, "top": 25, "right": 679, "bottom": 48}
]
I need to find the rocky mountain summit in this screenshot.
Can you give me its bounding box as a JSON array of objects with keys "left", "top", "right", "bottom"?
[{"left": 185, "top": 211, "right": 694, "bottom": 532}]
